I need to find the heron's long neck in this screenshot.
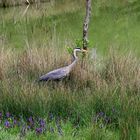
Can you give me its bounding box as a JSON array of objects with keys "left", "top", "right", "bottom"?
[
  {"left": 68, "top": 50, "right": 78, "bottom": 70},
  {"left": 71, "top": 58, "right": 78, "bottom": 65}
]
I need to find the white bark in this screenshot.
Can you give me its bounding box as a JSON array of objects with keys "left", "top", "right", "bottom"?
[{"left": 83, "top": 0, "right": 91, "bottom": 50}]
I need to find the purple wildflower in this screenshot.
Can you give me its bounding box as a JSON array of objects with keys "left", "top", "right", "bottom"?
[
  {"left": 39, "top": 119, "right": 46, "bottom": 128},
  {"left": 13, "top": 119, "right": 17, "bottom": 126},
  {"left": 98, "top": 112, "right": 104, "bottom": 117},
  {"left": 35, "top": 127, "right": 43, "bottom": 135},
  {"left": 28, "top": 116, "right": 33, "bottom": 123},
  {"left": 4, "top": 120, "right": 10, "bottom": 128},
  {"left": 6, "top": 112, "right": 10, "bottom": 118},
  {"left": 28, "top": 116, "right": 34, "bottom": 127},
  {"left": 0, "top": 112, "right": 2, "bottom": 119}
]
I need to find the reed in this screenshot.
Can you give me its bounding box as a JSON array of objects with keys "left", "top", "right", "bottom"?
[{"left": 0, "top": 47, "right": 139, "bottom": 117}]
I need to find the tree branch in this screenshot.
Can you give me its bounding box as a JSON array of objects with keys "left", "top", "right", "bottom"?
[{"left": 83, "top": 0, "right": 91, "bottom": 50}]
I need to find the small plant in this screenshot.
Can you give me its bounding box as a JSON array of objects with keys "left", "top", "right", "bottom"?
[{"left": 75, "top": 39, "right": 92, "bottom": 49}]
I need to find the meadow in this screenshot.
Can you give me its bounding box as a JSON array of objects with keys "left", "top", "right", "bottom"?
[{"left": 0, "top": 0, "right": 140, "bottom": 139}]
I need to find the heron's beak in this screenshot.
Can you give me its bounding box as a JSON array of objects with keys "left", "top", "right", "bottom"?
[{"left": 81, "top": 49, "right": 88, "bottom": 53}]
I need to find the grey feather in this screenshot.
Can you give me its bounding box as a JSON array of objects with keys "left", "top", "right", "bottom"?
[
  {"left": 38, "top": 48, "right": 82, "bottom": 82},
  {"left": 39, "top": 67, "right": 69, "bottom": 81}
]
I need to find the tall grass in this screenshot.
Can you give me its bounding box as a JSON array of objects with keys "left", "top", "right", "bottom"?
[
  {"left": 0, "top": 0, "right": 139, "bottom": 7},
  {"left": 0, "top": 0, "right": 50, "bottom": 7},
  {"left": 1, "top": 0, "right": 140, "bottom": 56},
  {"left": 0, "top": 47, "right": 139, "bottom": 138}
]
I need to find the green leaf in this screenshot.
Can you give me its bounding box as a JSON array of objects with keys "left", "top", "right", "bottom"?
[{"left": 65, "top": 46, "right": 73, "bottom": 55}]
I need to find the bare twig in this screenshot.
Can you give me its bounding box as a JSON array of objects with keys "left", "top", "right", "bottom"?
[
  {"left": 81, "top": 0, "right": 91, "bottom": 68},
  {"left": 83, "top": 0, "right": 91, "bottom": 50}
]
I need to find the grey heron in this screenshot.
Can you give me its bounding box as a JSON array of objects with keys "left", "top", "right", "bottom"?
[{"left": 38, "top": 48, "right": 86, "bottom": 81}]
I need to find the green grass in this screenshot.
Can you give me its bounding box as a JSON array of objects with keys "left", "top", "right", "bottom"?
[
  {"left": 0, "top": 47, "right": 139, "bottom": 139},
  {"left": 0, "top": 0, "right": 140, "bottom": 139},
  {"left": 0, "top": 0, "right": 140, "bottom": 55},
  {"left": 0, "top": 121, "right": 120, "bottom": 140}
]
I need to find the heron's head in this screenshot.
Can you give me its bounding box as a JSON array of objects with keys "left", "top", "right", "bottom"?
[
  {"left": 74, "top": 48, "right": 88, "bottom": 53},
  {"left": 72, "top": 48, "right": 88, "bottom": 60}
]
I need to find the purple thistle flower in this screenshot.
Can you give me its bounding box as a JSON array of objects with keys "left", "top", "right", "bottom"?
[
  {"left": 6, "top": 112, "right": 10, "bottom": 118},
  {"left": 35, "top": 127, "right": 43, "bottom": 135},
  {"left": 4, "top": 120, "right": 10, "bottom": 128}
]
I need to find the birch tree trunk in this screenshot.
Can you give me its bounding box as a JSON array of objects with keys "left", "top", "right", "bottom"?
[{"left": 83, "top": 0, "right": 91, "bottom": 50}]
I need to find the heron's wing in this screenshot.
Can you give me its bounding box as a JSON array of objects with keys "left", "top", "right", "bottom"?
[{"left": 39, "top": 66, "right": 69, "bottom": 81}]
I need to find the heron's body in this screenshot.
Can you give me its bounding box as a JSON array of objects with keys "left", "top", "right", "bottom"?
[
  {"left": 38, "top": 48, "right": 84, "bottom": 82},
  {"left": 39, "top": 66, "right": 71, "bottom": 81}
]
